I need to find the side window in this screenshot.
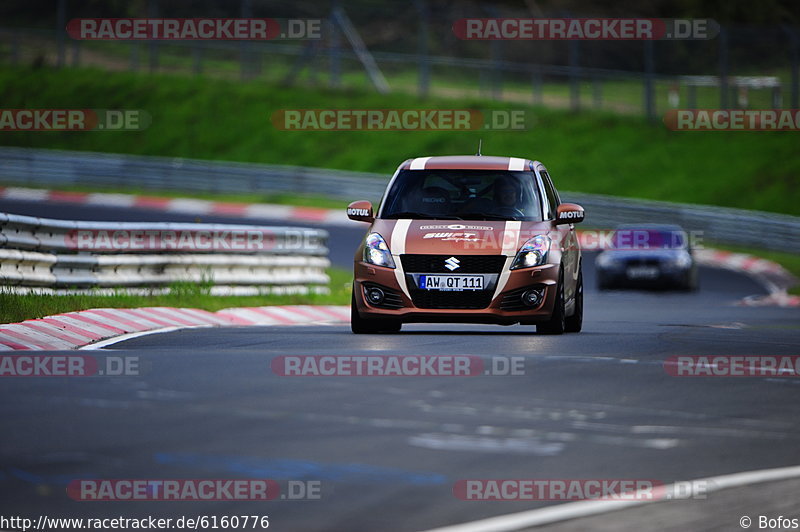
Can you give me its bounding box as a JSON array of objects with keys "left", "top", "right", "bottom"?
[{"left": 540, "top": 171, "right": 560, "bottom": 214}]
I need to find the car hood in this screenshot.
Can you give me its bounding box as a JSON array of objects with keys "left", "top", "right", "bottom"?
[{"left": 369, "top": 219, "right": 553, "bottom": 256}]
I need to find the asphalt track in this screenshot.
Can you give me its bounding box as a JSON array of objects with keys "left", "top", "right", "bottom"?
[{"left": 1, "top": 198, "right": 799, "bottom": 531}]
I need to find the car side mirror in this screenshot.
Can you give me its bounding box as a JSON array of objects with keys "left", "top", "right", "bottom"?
[
  {"left": 555, "top": 203, "right": 584, "bottom": 224},
  {"left": 347, "top": 200, "right": 375, "bottom": 223}
]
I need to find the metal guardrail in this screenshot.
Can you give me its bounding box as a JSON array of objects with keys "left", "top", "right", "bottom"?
[
  {"left": 0, "top": 147, "right": 386, "bottom": 201},
  {"left": 1, "top": 147, "right": 798, "bottom": 253},
  {"left": 0, "top": 211, "right": 330, "bottom": 289}
]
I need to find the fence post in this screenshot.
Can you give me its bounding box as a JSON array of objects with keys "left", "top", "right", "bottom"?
[
  {"left": 687, "top": 84, "right": 697, "bottom": 108},
  {"left": 148, "top": 0, "right": 159, "bottom": 73},
  {"left": 71, "top": 40, "right": 80, "bottom": 66},
  {"left": 786, "top": 27, "right": 799, "bottom": 109},
  {"left": 592, "top": 75, "right": 602, "bottom": 110},
  {"left": 327, "top": 6, "right": 341, "bottom": 89},
  {"left": 130, "top": 43, "right": 140, "bottom": 72},
  {"left": 192, "top": 41, "right": 203, "bottom": 75},
  {"left": 643, "top": 40, "right": 656, "bottom": 121},
  {"left": 532, "top": 69, "right": 542, "bottom": 105},
  {"left": 719, "top": 26, "right": 729, "bottom": 109},
  {"left": 240, "top": 0, "right": 252, "bottom": 80},
  {"left": 414, "top": 0, "right": 430, "bottom": 98},
  {"left": 11, "top": 29, "right": 19, "bottom": 65},
  {"left": 490, "top": 41, "right": 502, "bottom": 100},
  {"left": 569, "top": 40, "right": 580, "bottom": 111},
  {"left": 56, "top": 0, "right": 66, "bottom": 67}
]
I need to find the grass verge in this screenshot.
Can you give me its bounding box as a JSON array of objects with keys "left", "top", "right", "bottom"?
[{"left": 0, "top": 66, "right": 798, "bottom": 215}]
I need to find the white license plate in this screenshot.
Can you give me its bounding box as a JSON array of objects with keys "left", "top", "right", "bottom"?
[
  {"left": 626, "top": 266, "right": 660, "bottom": 279},
  {"left": 419, "top": 275, "right": 484, "bottom": 291}
]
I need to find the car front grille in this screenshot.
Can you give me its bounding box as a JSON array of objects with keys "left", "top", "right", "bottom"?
[
  {"left": 400, "top": 255, "right": 505, "bottom": 310},
  {"left": 400, "top": 254, "right": 506, "bottom": 274}
]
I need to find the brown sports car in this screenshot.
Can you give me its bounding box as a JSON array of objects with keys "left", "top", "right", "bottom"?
[{"left": 347, "top": 155, "right": 584, "bottom": 334}]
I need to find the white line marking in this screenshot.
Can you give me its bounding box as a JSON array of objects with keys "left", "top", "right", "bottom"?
[
  {"left": 419, "top": 464, "right": 800, "bottom": 532},
  {"left": 80, "top": 326, "right": 211, "bottom": 350}
]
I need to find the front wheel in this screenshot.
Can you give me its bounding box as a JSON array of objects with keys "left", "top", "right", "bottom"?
[
  {"left": 565, "top": 270, "right": 583, "bottom": 333},
  {"left": 537, "top": 273, "right": 566, "bottom": 335}
]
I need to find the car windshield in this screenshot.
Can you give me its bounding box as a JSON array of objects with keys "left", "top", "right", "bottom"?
[
  {"left": 611, "top": 228, "right": 687, "bottom": 250},
  {"left": 380, "top": 170, "right": 544, "bottom": 221}
]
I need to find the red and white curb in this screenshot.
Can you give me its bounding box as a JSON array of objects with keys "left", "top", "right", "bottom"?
[
  {"left": 694, "top": 249, "right": 799, "bottom": 307},
  {"left": 0, "top": 305, "right": 349, "bottom": 351},
  {"left": 0, "top": 186, "right": 349, "bottom": 226}
]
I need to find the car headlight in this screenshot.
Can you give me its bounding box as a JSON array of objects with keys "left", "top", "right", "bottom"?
[
  {"left": 510, "top": 235, "right": 551, "bottom": 270},
  {"left": 363, "top": 232, "right": 396, "bottom": 268},
  {"left": 671, "top": 251, "right": 693, "bottom": 268}
]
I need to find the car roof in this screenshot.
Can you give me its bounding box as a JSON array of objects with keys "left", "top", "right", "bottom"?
[{"left": 399, "top": 155, "right": 539, "bottom": 172}]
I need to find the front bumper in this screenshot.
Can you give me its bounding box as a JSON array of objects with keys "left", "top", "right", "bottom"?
[{"left": 353, "top": 260, "right": 560, "bottom": 325}]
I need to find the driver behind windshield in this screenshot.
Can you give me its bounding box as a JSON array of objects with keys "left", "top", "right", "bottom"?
[{"left": 493, "top": 177, "right": 522, "bottom": 213}]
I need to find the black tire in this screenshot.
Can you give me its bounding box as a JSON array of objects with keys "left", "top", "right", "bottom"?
[
  {"left": 537, "top": 272, "right": 566, "bottom": 335},
  {"left": 350, "top": 290, "right": 402, "bottom": 334},
  {"left": 565, "top": 270, "right": 583, "bottom": 333}
]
